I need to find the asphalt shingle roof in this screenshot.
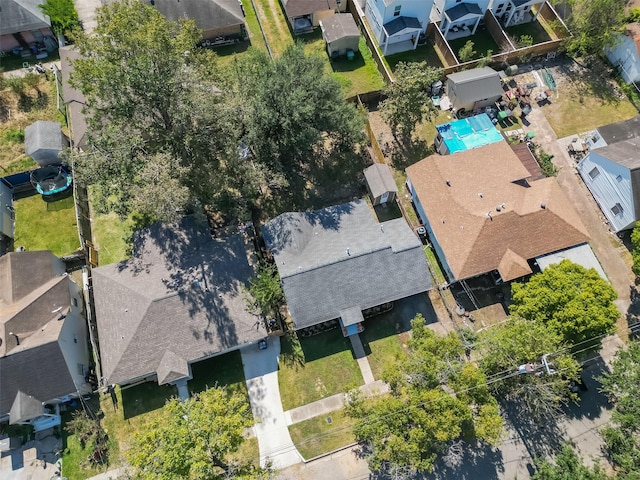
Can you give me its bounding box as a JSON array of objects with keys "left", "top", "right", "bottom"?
[
  {"left": 0, "top": 0, "right": 50, "bottom": 36},
  {"left": 364, "top": 163, "right": 398, "bottom": 198},
  {"left": 320, "top": 13, "right": 359, "bottom": 43},
  {"left": 140, "top": 0, "right": 244, "bottom": 30},
  {"left": 262, "top": 200, "right": 433, "bottom": 329},
  {"left": 92, "top": 216, "right": 264, "bottom": 385},
  {"left": 282, "top": 0, "right": 337, "bottom": 18}
]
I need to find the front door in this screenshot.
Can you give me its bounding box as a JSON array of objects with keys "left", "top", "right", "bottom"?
[{"left": 380, "top": 192, "right": 389, "bottom": 204}]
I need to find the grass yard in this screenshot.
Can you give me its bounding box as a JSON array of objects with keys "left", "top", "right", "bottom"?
[
  {"left": 91, "top": 211, "right": 133, "bottom": 266},
  {"left": 278, "top": 330, "right": 363, "bottom": 410},
  {"left": 301, "top": 31, "right": 384, "bottom": 97},
  {"left": 384, "top": 42, "right": 443, "bottom": 72},
  {"left": 288, "top": 409, "right": 356, "bottom": 460},
  {"left": 188, "top": 350, "right": 248, "bottom": 398},
  {"left": 504, "top": 19, "right": 552, "bottom": 44},
  {"left": 542, "top": 63, "right": 638, "bottom": 138},
  {"left": 213, "top": 0, "right": 268, "bottom": 66},
  {"left": 13, "top": 194, "right": 79, "bottom": 256},
  {"left": 360, "top": 315, "right": 405, "bottom": 380},
  {"left": 251, "top": 0, "right": 293, "bottom": 56},
  {"left": 448, "top": 32, "right": 500, "bottom": 61},
  {"left": 424, "top": 245, "right": 446, "bottom": 285}
]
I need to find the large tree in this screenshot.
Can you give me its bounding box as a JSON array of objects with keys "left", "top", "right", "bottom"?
[
  {"left": 39, "top": 0, "right": 80, "bottom": 41},
  {"left": 478, "top": 317, "right": 582, "bottom": 419},
  {"left": 532, "top": 443, "right": 611, "bottom": 480},
  {"left": 235, "top": 44, "right": 366, "bottom": 193},
  {"left": 599, "top": 340, "right": 640, "bottom": 478},
  {"left": 127, "top": 387, "right": 268, "bottom": 480},
  {"left": 561, "top": 0, "right": 629, "bottom": 57},
  {"left": 345, "top": 315, "right": 502, "bottom": 474},
  {"left": 510, "top": 260, "right": 618, "bottom": 349},
  {"left": 70, "top": 0, "right": 246, "bottom": 223},
  {"left": 380, "top": 62, "right": 443, "bottom": 140}
]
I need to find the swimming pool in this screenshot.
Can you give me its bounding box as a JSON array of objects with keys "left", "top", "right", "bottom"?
[{"left": 435, "top": 113, "right": 504, "bottom": 154}]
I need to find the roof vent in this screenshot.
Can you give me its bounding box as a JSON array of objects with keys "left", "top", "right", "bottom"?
[
  {"left": 380, "top": 224, "right": 384, "bottom": 232},
  {"left": 496, "top": 205, "right": 502, "bottom": 212},
  {"left": 478, "top": 192, "right": 483, "bottom": 198},
  {"left": 541, "top": 203, "right": 546, "bottom": 209},
  {"left": 346, "top": 248, "right": 351, "bottom": 256},
  {"left": 446, "top": 179, "right": 451, "bottom": 186},
  {"left": 487, "top": 211, "right": 492, "bottom": 220}
]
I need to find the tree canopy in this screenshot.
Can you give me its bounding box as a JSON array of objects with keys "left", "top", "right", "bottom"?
[
  {"left": 599, "top": 340, "right": 640, "bottom": 478},
  {"left": 345, "top": 315, "right": 502, "bottom": 474},
  {"left": 39, "top": 0, "right": 80, "bottom": 40},
  {"left": 127, "top": 387, "right": 267, "bottom": 480},
  {"left": 510, "top": 260, "right": 618, "bottom": 349},
  {"left": 380, "top": 62, "right": 442, "bottom": 140},
  {"left": 478, "top": 317, "right": 581, "bottom": 418},
  {"left": 532, "top": 443, "right": 611, "bottom": 480},
  {"left": 562, "top": 0, "right": 629, "bottom": 57}
]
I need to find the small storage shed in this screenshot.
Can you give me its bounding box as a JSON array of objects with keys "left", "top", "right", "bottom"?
[
  {"left": 24, "top": 121, "right": 69, "bottom": 167},
  {"left": 446, "top": 67, "right": 503, "bottom": 116},
  {"left": 364, "top": 163, "right": 397, "bottom": 205},
  {"left": 320, "top": 14, "right": 360, "bottom": 58}
]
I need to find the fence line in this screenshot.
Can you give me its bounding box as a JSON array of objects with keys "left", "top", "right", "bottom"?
[{"left": 247, "top": 0, "right": 274, "bottom": 58}]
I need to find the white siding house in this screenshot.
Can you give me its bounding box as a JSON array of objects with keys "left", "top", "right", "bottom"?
[
  {"left": 364, "top": 0, "right": 432, "bottom": 54},
  {"left": 491, "top": 0, "right": 544, "bottom": 27},
  {"left": 605, "top": 23, "right": 640, "bottom": 85},
  {"left": 431, "top": 0, "right": 491, "bottom": 39},
  {"left": 577, "top": 138, "right": 640, "bottom": 233}
]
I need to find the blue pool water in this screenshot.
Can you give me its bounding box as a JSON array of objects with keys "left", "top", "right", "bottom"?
[{"left": 436, "top": 113, "right": 503, "bottom": 154}]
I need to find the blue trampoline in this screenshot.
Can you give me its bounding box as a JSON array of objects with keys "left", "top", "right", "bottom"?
[{"left": 30, "top": 165, "right": 73, "bottom": 197}]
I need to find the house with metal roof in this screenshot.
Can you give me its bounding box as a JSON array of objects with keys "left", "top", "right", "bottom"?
[
  {"left": 446, "top": 67, "right": 504, "bottom": 116},
  {"left": 431, "top": 0, "right": 490, "bottom": 39},
  {"left": 406, "top": 141, "right": 590, "bottom": 283},
  {"left": 577, "top": 138, "right": 640, "bottom": 233},
  {"left": 262, "top": 200, "right": 433, "bottom": 333},
  {"left": 364, "top": 0, "right": 431, "bottom": 54},
  {"left": 0, "top": 251, "right": 91, "bottom": 430},
  {"left": 91, "top": 216, "right": 265, "bottom": 394}
]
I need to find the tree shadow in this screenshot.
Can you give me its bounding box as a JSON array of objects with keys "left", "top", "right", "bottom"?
[
  {"left": 561, "top": 355, "right": 612, "bottom": 422},
  {"left": 425, "top": 440, "right": 505, "bottom": 480},
  {"left": 121, "top": 382, "right": 177, "bottom": 420},
  {"left": 557, "top": 57, "right": 621, "bottom": 105},
  {"left": 390, "top": 137, "right": 433, "bottom": 171},
  {"left": 17, "top": 92, "right": 49, "bottom": 112}
]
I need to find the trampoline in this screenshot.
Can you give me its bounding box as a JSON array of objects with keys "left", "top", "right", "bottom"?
[{"left": 30, "top": 165, "right": 73, "bottom": 198}]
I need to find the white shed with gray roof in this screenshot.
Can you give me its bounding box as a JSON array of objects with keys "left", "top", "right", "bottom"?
[
  {"left": 24, "top": 121, "right": 69, "bottom": 167},
  {"left": 364, "top": 162, "right": 397, "bottom": 205},
  {"left": 320, "top": 13, "right": 360, "bottom": 57},
  {"left": 262, "top": 199, "right": 433, "bottom": 331},
  {"left": 446, "top": 67, "right": 503, "bottom": 114}
]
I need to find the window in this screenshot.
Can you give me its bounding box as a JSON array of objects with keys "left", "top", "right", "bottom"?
[
  {"left": 77, "top": 363, "right": 85, "bottom": 376},
  {"left": 394, "top": 5, "right": 401, "bottom": 16},
  {"left": 616, "top": 174, "right": 623, "bottom": 182},
  {"left": 611, "top": 203, "right": 623, "bottom": 215},
  {"left": 73, "top": 297, "right": 78, "bottom": 307},
  {"left": 588, "top": 167, "right": 600, "bottom": 179}
]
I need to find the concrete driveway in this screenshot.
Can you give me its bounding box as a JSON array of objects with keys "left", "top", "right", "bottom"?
[{"left": 241, "top": 337, "right": 302, "bottom": 469}]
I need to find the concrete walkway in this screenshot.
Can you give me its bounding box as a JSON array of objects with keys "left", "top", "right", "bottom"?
[
  {"left": 74, "top": 0, "right": 103, "bottom": 33},
  {"left": 348, "top": 334, "right": 375, "bottom": 384},
  {"left": 284, "top": 380, "right": 389, "bottom": 425},
  {"left": 240, "top": 337, "right": 302, "bottom": 469}
]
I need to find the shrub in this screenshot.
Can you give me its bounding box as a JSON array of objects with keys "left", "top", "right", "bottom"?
[
  {"left": 458, "top": 41, "right": 476, "bottom": 63},
  {"left": 3, "top": 129, "right": 24, "bottom": 143}
]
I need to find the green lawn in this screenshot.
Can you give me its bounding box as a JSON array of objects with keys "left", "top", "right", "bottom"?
[
  {"left": 0, "top": 50, "right": 61, "bottom": 74},
  {"left": 384, "top": 42, "right": 443, "bottom": 71},
  {"left": 213, "top": 0, "right": 268, "bottom": 66},
  {"left": 424, "top": 245, "right": 445, "bottom": 285},
  {"left": 13, "top": 194, "right": 80, "bottom": 256},
  {"left": 188, "top": 350, "right": 248, "bottom": 398},
  {"left": 504, "top": 19, "right": 552, "bottom": 44},
  {"left": 251, "top": 0, "right": 292, "bottom": 56},
  {"left": 448, "top": 32, "right": 500, "bottom": 61},
  {"left": 91, "top": 211, "right": 132, "bottom": 266},
  {"left": 288, "top": 409, "right": 356, "bottom": 459},
  {"left": 360, "top": 315, "right": 405, "bottom": 380},
  {"left": 301, "top": 31, "right": 384, "bottom": 97},
  {"left": 278, "top": 330, "right": 364, "bottom": 410}
]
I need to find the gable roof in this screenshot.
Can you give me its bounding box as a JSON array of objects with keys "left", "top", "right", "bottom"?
[
  {"left": 597, "top": 115, "right": 640, "bottom": 146},
  {"left": 141, "top": 0, "right": 244, "bottom": 31},
  {"left": 446, "top": 67, "right": 503, "bottom": 107},
  {"left": 92, "top": 216, "right": 264, "bottom": 385},
  {"left": 445, "top": 2, "right": 483, "bottom": 21},
  {"left": 9, "top": 390, "right": 44, "bottom": 424},
  {"left": 383, "top": 16, "right": 422, "bottom": 36},
  {"left": 364, "top": 163, "right": 398, "bottom": 198},
  {"left": 320, "top": 13, "right": 359, "bottom": 43},
  {"left": 593, "top": 137, "right": 640, "bottom": 170},
  {"left": 262, "top": 200, "right": 433, "bottom": 329},
  {"left": 282, "top": 0, "right": 337, "bottom": 18},
  {"left": 0, "top": 0, "right": 50, "bottom": 36},
  {"left": 406, "top": 141, "right": 590, "bottom": 281}
]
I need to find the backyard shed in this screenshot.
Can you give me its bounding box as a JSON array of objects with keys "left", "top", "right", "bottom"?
[
  {"left": 320, "top": 13, "right": 360, "bottom": 57},
  {"left": 446, "top": 67, "right": 503, "bottom": 115},
  {"left": 364, "top": 163, "right": 397, "bottom": 205},
  {"left": 24, "top": 121, "right": 69, "bottom": 167}
]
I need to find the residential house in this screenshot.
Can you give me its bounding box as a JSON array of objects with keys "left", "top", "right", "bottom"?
[
  {"left": 0, "top": 251, "right": 91, "bottom": 430},
  {"left": 364, "top": 0, "right": 432, "bottom": 54},
  {"left": 281, "top": 0, "right": 340, "bottom": 35},
  {"left": 0, "top": 181, "right": 13, "bottom": 256},
  {"left": 0, "top": 0, "right": 55, "bottom": 53},
  {"left": 262, "top": 200, "right": 433, "bottom": 333},
  {"left": 586, "top": 115, "right": 640, "bottom": 150},
  {"left": 140, "top": 0, "right": 247, "bottom": 42},
  {"left": 406, "top": 141, "right": 590, "bottom": 283},
  {"left": 446, "top": 67, "right": 504, "bottom": 115},
  {"left": 430, "top": 0, "right": 491, "bottom": 39},
  {"left": 605, "top": 23, "right": 640, "bottom": 85},
  {"left": 91, "top": 216, "right": 265, "bottom": 396},
  {"left": 364, "top": 162, "right": 398, "bottom": 205},
  {"left": 320, "top": 13, "right": 360, "bottom": 57},
  {"left": 577, "top": 138, "right": 640, "bottom": 233},
  {"left": 492, "top": 0, "right": 544, "bottom": 27}
]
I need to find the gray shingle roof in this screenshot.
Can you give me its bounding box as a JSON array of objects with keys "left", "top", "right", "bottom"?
[
  {"left": 364, "top": 163, "right": 398, "bottom": 198},
  {"left": 9, "top": 391, "right": 44, "bottom": 424},
  {"left": 262, "top": 200, "right": 433, "bottom": 329},
  {"left": 592, "top": 137, "right": 640, "bottom": 170},
  {"left": 598, "top": 115, "right": 640, "bottom": 145},
  {"left": 320, "top": 13, "right": 360, "bottom": 43},
  {"left": 282, "top": 0, "right": 337, "bottom": 19},
  {"left": 92, "top": 216, "right": 264, "bottom": 386},
  {"left": 24, "top": 121, "right": 68, "bottom": 166},
  {"left": 445, "top": 2, "right": 483, "bottom": 21},
  {"left": 0, "top": 0, "right": 51, "bottom": 36},
  {"left": 140, "top": 0, "right": 244, "bottom": 31},
  {"left": 383, "top": 16, "right": 422, "bottom": 36}
]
